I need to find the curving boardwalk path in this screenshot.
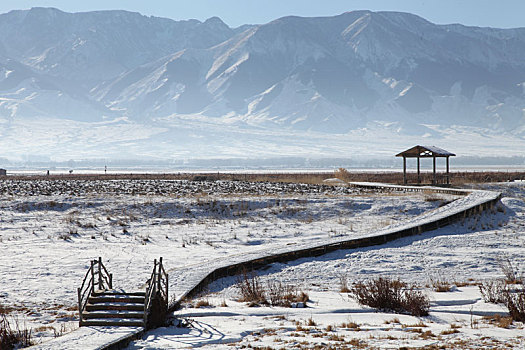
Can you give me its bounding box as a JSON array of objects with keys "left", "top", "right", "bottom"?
[
  {"left": 28, "top": 183, "right": 501, "bottom": 350},
  {"left": 167, "top": 184, "right": 500, "bottom": 309}
]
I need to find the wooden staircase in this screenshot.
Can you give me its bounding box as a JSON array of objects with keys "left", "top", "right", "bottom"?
[
  {"left": 81, "top": 290, "right": 146, "bottom": 327},
  {"left": 78, "top": 258, "right": 168, "bottom": 329}
]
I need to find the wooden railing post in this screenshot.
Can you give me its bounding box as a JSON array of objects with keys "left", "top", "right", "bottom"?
[
  {"left": 98, "top": 257, "right": 102, "bottom": 291},
  {"left": 90, "top": 260, "right": 95, "bottom": 294},
  {"left": 77, "top": 287, "right": 83, "bottom": 325},
  {"left": 158, "top": 257, "right": 162, "bottom": 292},
  {"left": 154, "top": 259, "right": 158, "bottom": 294}
]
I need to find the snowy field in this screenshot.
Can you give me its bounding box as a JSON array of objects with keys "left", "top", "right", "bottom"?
[
  {"left": 125, "top": 182, "right": 525, "bottom": 349},
  {"left": 0, "top": 179, "right": 455, "bottom": 345}
]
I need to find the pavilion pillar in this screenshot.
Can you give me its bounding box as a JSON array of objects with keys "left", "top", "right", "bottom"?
[
  {"left": 403, "top": 156, "right": 407, "bottom": 185},
  {"left": 432, "top": 156, "right": 436, "bottom": 185},
  {"left": 446, "top": 156, "right": 450, "bottom": 185},
  {"left": 417, "top": 157, "right": 420, "bottom": 184}
]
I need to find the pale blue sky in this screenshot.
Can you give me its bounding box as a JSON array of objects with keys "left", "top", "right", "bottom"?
[{"left": 0, "top": 0, "right": 523, "bottom": 28}]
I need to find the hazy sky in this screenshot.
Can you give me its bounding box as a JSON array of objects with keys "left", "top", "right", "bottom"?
[{"left": 0, "top": 0, "right": 523, "bottom": 28}]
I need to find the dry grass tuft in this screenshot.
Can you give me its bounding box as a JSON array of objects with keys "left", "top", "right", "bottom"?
[
  {"left": 430, "top": 276, "right": 453, "bottom": 292},
  {"left": 339, "top": 274, "right": 350, "bottom": 293},
  {"left": 195, "top": 299, "right": 212, "bottom": 308},
  {"left": 441, "top": 328, "right": 460, "bottom": 335},
  {"left": 384, "top": 317, "right": 400, "bottom": 324},
  {"left": 340, "top": 321, "right": 360, "bottom": 330},
  {"left": 483, "top": 314, "right": 513, "bottom": 328},
  {"left": 334, "top": 168, "right": 351, "bottom": 181}
]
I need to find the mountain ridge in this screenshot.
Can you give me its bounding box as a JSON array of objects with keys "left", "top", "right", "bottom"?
[{"left": 0, "top": 8, "right": 524, "bottom": 161}]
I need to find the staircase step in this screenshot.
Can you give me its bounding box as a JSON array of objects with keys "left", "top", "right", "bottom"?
[
  {"left": 80, "top": 319, "right": 145, "bottom": 327},
  {"left": 93, "top": 290, "right": 146, "bottom": 297},
  {"left": 83, "top": 311, "right": 144, "bottom": 319},
  {"left": 86, "top": 303, "right": 144, "bottom": 312},
  {"left": 88, "top": 296, "right": 145, "bottom": 304}
]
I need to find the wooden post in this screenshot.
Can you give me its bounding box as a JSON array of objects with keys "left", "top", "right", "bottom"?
[
  {"left": 90, "top": 260, "right": 95, "bottom": 294},
  {"left": 446, "top": 156, "right": 450, "bottom": 185},
  {"left": 417, "top": 156, "right": 420, "bottom": 184},
  {"left": 77, "top": 288, "right": 83, "bottom": 325},
  {"left": 153, "top": 259, "right": 157, "bottom": 292},
  {"left": 433, "top": 156, "right": 436, "bottom": 185},
  {"left": 403, "top": 156, "right": 407, "bottom": 184},
  {"left": 158, "top": 258, "right": 162, "bottom": 293},
  {"left": 98, "top": 257, "right": 102, "bottom": 291}
]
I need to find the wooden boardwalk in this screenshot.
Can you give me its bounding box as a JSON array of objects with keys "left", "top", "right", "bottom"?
[
  {"left": 31, "top": 183, "right": 501, "bottom": 349},
  {"left": 167, "top": 183, "right": 501, "bottom": 310}
]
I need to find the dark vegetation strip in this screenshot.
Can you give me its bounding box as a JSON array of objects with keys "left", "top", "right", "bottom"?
[{"left": 2, "top": 171, "right": 525, "bottom": 185}]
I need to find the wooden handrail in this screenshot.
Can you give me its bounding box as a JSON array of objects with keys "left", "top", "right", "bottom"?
[
  {"left": 78, "top": 257, "right": 166, "bottom": 328},
  {"left": 77, "top": 257, "right": 113, "bottom": 326},
  {"left": 144, "top": 257, "right": 168, "bottom": 328}
]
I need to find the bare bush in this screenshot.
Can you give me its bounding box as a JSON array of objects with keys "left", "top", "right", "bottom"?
[
  {"left": 503, "top": 285, "right": 525, "bottom": 322},
  {"left": 0, "top": 314, "right": 33, "bottom": 349},
  {"left": 237, "top": 271, "right": 308, "bottom": 307},
  {"left": 479, "top": 280, "right": 506, "bottom": 304},
  {"left": 339, "top": 274, "right": 350, "bottom": 293},
  {"left": 350, "top": 277, "right": 429, "bottom": 316},
  {"left": 237, "top": 271, "right": 267, "bottom": 305},
  {"left": 480, "top": 279, "right": 525, "bottom": 322},
  {"left": 498, "top": 257, "right": 522, "bottom": 284}
]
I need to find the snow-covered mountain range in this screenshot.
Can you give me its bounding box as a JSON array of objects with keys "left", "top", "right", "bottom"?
[{"left": 0, "top": 7, "right": 524, "bottom": 162}]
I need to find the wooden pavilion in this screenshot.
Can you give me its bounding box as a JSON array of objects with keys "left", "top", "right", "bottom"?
[{"left": 396, "top": 146, "right": 455, "bottom": 185}]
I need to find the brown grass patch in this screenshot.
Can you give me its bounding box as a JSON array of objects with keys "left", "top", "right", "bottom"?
[
  {"left": 340, "top": 321, "right": 360, "bottom": 330},
  {"left": 195, "top": 299, "right": 212, "bottom": 308},
  {"left": 483, "top": 314, "right": 513, "bottom": 328}
]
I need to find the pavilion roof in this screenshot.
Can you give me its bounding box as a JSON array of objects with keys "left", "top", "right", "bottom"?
[{"left": 396, "top": 145, "right": 455, "bottom": 158}]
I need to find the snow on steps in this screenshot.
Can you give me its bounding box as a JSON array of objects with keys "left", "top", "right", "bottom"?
[
  {"left": 29, "top": 182, "right": 501, "bottom": 350},
  {"left": 81, "top": 290, "right": 146, "bottom": 327}
]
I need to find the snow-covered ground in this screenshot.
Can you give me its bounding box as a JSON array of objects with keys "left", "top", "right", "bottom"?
[
  {"left": 125, "top": 181, "right": 524, "bottom": 349},
  {"left": 0, "top": 179, "right": 453, "bottom": 345}
]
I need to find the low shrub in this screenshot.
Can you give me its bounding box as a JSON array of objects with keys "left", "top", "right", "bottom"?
[
  {"left": 237, "top": 271, "right": 267, "bottom": 305},
  {"left": 430, "top": 276, "right": 452, "bottom": 292},
  {"left": 498, "top": 256, "right": 522, "bottom": 284},
  {"left": 479, "top": 280, "right": 506, "bottom": 304},
  {"left": 339, "top": 274, "right": 350, "bottom": 293},
  {"left": 503, "top": 285, "right": 525, "bottom": 322},
  {"left": 0, "top": 314, "right": 32, "bottom": 349},
  {"left": 480, "top": 279, "right": 525, "bottom": 322},
  {"left": 350, "top": 277, "right": 429, "bottom": 316},
  {"left": 237, "top": 271, "right": 308, "bottom": 307}
]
